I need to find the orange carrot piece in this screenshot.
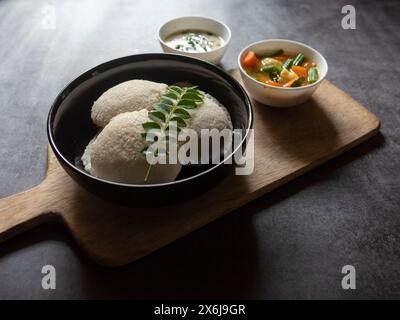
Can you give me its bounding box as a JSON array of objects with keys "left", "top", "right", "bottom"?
[
  {"left": 242, "top": 51, "right": 258, "bottom": 67},
  {"left": 292, "top": 66, "right": 308, "bottom": 78},
  {"left": 266, "top": 80, "right": 283, "bottom": 87}
]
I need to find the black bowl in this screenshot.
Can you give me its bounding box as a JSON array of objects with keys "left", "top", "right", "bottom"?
[{"left": 47, "top": 53, "right": 253, "bottom": 206}]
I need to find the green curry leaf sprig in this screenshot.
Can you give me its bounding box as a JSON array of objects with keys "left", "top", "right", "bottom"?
[{"left": 141, "top": 85, "right": 204, "bottom": 182}]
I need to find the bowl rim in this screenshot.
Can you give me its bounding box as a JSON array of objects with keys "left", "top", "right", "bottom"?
[
  {"left": 157, "top": 16, "right": 231, "bottom": 55},
  {"left": 238, "top": 39, "right": 328, "bottom": 91},
  {"left": 47, "top": 53, "right": 253, "bottom": 188}
]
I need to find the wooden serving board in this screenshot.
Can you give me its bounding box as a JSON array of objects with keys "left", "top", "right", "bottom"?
[{"left": 0, "top": 71, "right": 380, "bottom": 267}]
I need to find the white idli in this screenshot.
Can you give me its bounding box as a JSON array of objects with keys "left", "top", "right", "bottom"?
[
  {"left": 86, "top": 109, "right": 182, "bottom": 184},
  {"left": 189, "top": 94, "right": 232, "bottom": 133},
  {"left": 91, "top": 79, "right": 168, "bottom": 127},
  {"left": 178, "top": 94, "right": 233, "bottom": 165}
]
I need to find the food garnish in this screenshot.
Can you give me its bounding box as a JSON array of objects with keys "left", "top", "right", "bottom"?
[{"left": 142, "top": 85, "right": 204, "bottom": 181}]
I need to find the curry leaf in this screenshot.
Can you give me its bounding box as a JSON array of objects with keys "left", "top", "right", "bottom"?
[
  {"left": 170, "top": 117, "right": 187, "bottom": 128},
  {"left": 153, "top": 102, "right": 171, "bottom": 113},
  {"left": 177, "top": 99, "right": 197, "bottom": 107},
  {"left": 142, "top": 122, "right": 161, "bottom": 131},
  {"left": 173, "top": 108, "right": 191, "bottom": 119},
  {"left": 141, "top": 85, "right": 204, "bottom": 182},
  {"left": 164, "top": 91, "right": 179, "bottom": 100},
  {"left": 160, "top": 97, "right": 174, "bottom": 106},
  {"left": 168, "top": 86, "right": 183, "bottom": 94},
  {"left": 181, "top": 93, "right": 203, "bottom": 101},
  {"left": 148, "top": 111, "right": 166, "bottom": 123}
]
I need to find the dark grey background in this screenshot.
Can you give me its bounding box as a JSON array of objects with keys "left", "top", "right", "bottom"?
[{"left": 0, "top": 0, "right": 399, "bottom": 299}]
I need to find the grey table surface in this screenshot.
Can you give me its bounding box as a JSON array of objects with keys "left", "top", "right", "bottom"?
[{"left": 0, "top": 0, "right": 399, "bottom": 300}]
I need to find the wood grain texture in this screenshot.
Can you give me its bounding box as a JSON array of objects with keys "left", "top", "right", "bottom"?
[{"left": 0, "top": 72, "right": 380, "bottom": 267}]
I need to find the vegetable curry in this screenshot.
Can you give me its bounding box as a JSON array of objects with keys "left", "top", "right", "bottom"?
[{"left": 242, "top": 49, "right": 319, "bottom": 88}]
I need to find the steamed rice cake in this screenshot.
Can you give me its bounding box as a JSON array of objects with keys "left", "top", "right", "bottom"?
[
  {"left": 91, "top": 79, "right": 167, "bottom": 127},
  {"left": 87, "top": 110, "right": 182, "bottom": 184}
]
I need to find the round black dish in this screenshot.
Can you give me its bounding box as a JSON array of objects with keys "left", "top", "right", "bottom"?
[{"left": 47, "top": 53, "right": 253, "bottom": 206}]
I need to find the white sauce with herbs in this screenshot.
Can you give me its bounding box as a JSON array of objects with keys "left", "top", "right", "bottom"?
[{"left": 165, "top": 30, "right": 223, "bottom": 53}]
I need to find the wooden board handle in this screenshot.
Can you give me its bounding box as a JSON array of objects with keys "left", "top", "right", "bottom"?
[{"left": 0, "top": 185, "right": 57, "bottom": 243}]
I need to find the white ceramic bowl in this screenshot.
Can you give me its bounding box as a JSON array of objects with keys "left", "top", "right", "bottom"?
[
  {"left": 238, "top": 39, "right": 328, "bottom": 107},
  {"left": 158, "top": 16, "right": 231, "bottom": 65}
]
